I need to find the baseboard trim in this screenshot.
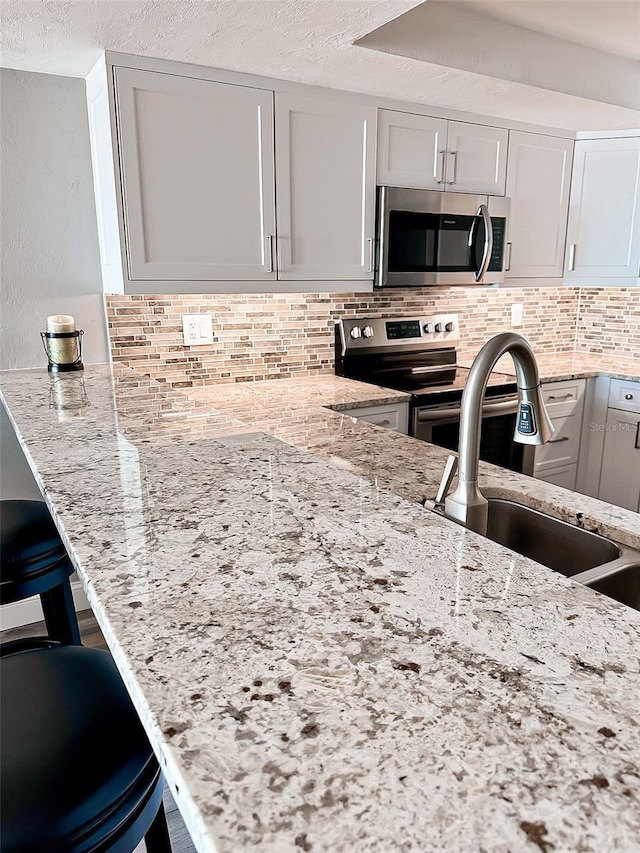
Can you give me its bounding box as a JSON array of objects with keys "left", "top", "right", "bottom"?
[{"left": 0, "top": 580, "right": 90, "bottom": 631}]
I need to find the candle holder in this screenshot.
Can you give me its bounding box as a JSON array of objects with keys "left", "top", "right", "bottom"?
[{"left": 41, "top": 330, "right": 84, "bottom": 372}]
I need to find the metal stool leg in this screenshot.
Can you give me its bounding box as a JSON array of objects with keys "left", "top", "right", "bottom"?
[
  {"left": 144, "top": 800, "right": 173, "bottom": 853},
  {"left": 40, "top": 578, "right": 81, "bottom": 645}
]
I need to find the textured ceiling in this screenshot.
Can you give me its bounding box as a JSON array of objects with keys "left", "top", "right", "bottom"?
[{"left": 1, "top": 0, "right": 638, "bottom": 130}]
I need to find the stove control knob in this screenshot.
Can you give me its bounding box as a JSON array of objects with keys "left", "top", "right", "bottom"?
[
  {"left": 423, "top": 323, "right": 435, "bottom": 334},
  {"left": 362, "top": 325, "right": 374, "bottom": 338},
  {"left": 434, "top": 323, "right": 444, "bottom": 333},
  {"left": 445, "top": 322, "right": 455, "bottom": 332},
  {"left": 350, "top": 326, "right": 362, "bottom": 339}
]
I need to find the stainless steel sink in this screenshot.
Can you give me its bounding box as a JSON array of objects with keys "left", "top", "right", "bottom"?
[
  {"left": 485, "top": 498, "right": 622, "bottom": 576},
  {"left": 573, "top": 564, "right": 640, "bottom": 613},
  {"left": 430, "top": 495, "right": 640, "bottom": 611}
]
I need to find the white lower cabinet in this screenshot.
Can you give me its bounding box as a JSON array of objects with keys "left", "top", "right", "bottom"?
[
  {"left": 530, "top": 379, "right": 586, "bottom": 490},
  {"left": 597, "top": 381, "right": 640, "bottom": 511},
  {"left": 338, "top": 402, "right": 409, "bottom": 435},
  {"left": 535, "top": 464, "right": 580, "bottom": 491}
]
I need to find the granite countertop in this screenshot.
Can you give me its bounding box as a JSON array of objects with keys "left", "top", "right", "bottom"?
[
  {"left": 477, "top": 351, "right": 640, "bottom": 384},
  {"left": 1, "top": 364, "right": 640, "bottom": 853}
]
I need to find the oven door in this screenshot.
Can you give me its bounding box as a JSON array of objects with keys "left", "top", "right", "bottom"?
[
  {"left": 413, "top": 395, "right": 527, "bottom": 473},
  {"left": 376, "top": 187, "right": 508, "bottom": 287}
]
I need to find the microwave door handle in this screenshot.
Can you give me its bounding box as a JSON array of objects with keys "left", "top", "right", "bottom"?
[{"left": 473, "top": 204, "right": 493, "bottom": 283}]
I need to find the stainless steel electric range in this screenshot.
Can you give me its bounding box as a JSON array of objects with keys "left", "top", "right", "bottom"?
[{"left": 335, "top": 314, "right": 532, "bottom": 474}]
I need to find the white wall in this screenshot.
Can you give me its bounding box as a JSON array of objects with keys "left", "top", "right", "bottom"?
[{"left": 0, "top": 68, "right": 109, "bottom": 501}]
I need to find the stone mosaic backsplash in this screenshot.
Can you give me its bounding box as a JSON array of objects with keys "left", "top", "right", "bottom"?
[
  {"left": 574, "top": 287, "right": 640, "bottom": 358},
  {"left": 106, "top": 286, "right": 639, "bottom": 388},
  {"left": 106, "top": 286, "right": 583, "bottom": 388}
]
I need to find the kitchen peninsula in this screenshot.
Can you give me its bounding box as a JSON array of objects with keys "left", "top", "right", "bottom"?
[{"left": 1, "top": 363, "right": 639, "bottom": 853}]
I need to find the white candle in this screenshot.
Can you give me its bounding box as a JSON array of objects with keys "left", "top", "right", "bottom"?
[
  {"left": 47, "top": 314, "right": 76, "bottom": 333},
  {"left": 45, "top": 315, "right": 79, "bottom": 365}
]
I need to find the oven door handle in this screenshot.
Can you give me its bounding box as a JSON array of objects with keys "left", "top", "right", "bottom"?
[{"left": 416, "top": 398, "right": 518, "bottom": 422}]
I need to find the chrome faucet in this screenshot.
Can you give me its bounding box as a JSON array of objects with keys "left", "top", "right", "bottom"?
[{"left": 441, "top": 332, "right": 555, "bottom": 535}]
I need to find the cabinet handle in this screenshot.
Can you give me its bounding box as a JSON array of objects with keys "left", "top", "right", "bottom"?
[
  {"left": 373, "top": 419, "right": 391, "bottom": 427},
  {"left": 625, "top": 393, "right": 634, "bottom": 401},
  {"left": 449, "top": 150, "right": 458, "bottom": 185},
  {"left": 366, "top": 237, "right": 375, "bottom": 273},
  {"left": 436, "top": 149, "right": 446, "bottom": 184},
  {"left": 636, "top": 422, "right": 640, "bottom": 450},
  {"left": 505, "top": 242, "right": 512, "bottom": 272},
  {"left": 548, "top": 393, "right": 573, "bottom": 400},
  {"left": 548, "top": 435, "right": 570, "bottom": 444},
  {"left": 265, "top": 234, "right": 274, "bottom": 273},
  {"left": 568, "top": 243, "right": 577, "bottom": 271}
]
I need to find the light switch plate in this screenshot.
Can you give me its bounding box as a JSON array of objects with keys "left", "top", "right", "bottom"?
[
  {"left": 511, "top": 303, "right": 524, "bottom": 327},
  {"left": 182, "top": 313, "right": 214, "bottom": 346}
]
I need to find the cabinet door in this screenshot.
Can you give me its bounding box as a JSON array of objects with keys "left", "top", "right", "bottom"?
[
  {"left": 533, "top": 412, "right": 582, "bottom": 472},
  {"left": 505, "top": 133, "right": 573, "bottom": 278},
  {"left": 275, "top": 93, "right": 376, "bottom": 280},
  {"left": 377, "top": 110, "right": 448, "bottom": 189},
  {"left": 598, "top": 409, "right": 640, "bottom": 511},
  {"left": 445, "top": 122, "right": 508, "bottom": 195},
  {"left": 565, "top": 137, "right": 640, "bottom": 280},
  {"left": 115, "top": 68, "right": 276, "bottom": 281},
  {"left": 534, "top": 464, "right": 577, "bottom": 491}
]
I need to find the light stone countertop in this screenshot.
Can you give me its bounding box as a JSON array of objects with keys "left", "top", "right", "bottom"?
[
  {"left": 1, "top": 364, "right": 640, "bottom": 853},
  {"left": 481, "top": 351, "right": 640, "bottom": 385}
]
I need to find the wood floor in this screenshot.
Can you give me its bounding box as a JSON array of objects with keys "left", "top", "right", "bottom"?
[{"left": 1, "top": 610, "right": 198, "bottom": 853}]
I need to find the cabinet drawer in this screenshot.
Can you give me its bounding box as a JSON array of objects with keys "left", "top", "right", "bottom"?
[
  {"left": 608, "top": 378, "right": 640, "bottom": 413},
  {"left": 533, "top": 412, "right": 582, "bottom": 471},
  {"left": 534, "top": 463, "right": 577, "bottom": 491},
  {"left": 542, "top": 379, "right": 585, "bottom": 415},
  {"left": 340, "top": 402, "right": 409, "bottom": 434}
]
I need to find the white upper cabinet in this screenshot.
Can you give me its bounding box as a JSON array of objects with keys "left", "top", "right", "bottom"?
[
  {"left": 377, "top": 111, "right": 448, "bottom": 189},
  {"left": 115, "top": 68, "right": 276, "bottom": 281},
  {"left": 376, "top": 112, "right": 508, "bottom": 195},
  {"left": 445, "top": 122, "right": 508, "bottom": 196},
  {"left": 275, "top": 93, "right": 377, "bottom": 280},
  {"left": 505, "top": 132, "right": 573, "bottom": 279},
  {"left": 565, "top": 136, "right": 640, "bottom": 281}
]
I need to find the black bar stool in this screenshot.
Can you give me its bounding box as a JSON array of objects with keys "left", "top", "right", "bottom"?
[
  {"left": 1, "top": 639, "right": 173, "bottom": 853},
  {"left": 1, "top": 499, "right": 82, "bottom": 644}
]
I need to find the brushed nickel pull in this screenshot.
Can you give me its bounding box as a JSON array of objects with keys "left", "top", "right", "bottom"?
[
  {"left": 625, "top": 393, "right": 634, "bottom": 400},
  {"left": 568, "top": 243, "right": 577, "bottom": 271},
  {"left": 505, "top": 242, "right": 512, "bottom": 272},
  {"left": 436, "top": 149, "right": 446, "bottom": 184},
  {"left": 449, "top": 150, "right": 458, "bottom": 185},
  {"left": 366, "top": 237, "right": 374, "bottom": 273},
  {"left": 548, "top": 393, "right": 573, "bottom": 400},
  {"left": 266, "top": 234, "right": 274, "bottom": 273},
  {"left": 548, "top": 435, "right": 570, "bottom": 444}
]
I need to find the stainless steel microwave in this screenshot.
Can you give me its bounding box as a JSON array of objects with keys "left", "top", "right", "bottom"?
[{"left": 375, "top": 187, "right": 510, "bottom": 288}]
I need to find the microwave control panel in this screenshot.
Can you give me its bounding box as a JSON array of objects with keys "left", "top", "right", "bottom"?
[{"left": 488, "top": 218, "right": 506, "bottom": 272}]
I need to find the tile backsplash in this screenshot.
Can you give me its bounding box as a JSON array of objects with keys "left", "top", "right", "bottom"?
[
  {"left": 574, "top": 287, "right": 640, "bottom": 357},
  {"left": 106, "top": 286, "right": 638, "bottom": 388}
]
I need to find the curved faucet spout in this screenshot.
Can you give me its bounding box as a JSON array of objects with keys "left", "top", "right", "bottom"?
[{"left": 443, "top": 332, "right": 554, "bottom": 535}]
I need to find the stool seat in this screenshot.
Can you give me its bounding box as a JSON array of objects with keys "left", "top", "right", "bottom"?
[
  {"left": 1, "top": 500, "right": 80, "bottom": 644},
  {"left": 1, "top": 643, "right": 171, "bottom": 853},
  {"left": 1, "top": 500, "right": 68, "bottom": 581}
]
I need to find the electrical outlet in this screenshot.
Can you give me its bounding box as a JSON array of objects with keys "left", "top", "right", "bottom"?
[
  {"left": 182, "top": 313, "right": 214, "bottom": 346},
  {"left": 511, "top": 303, "right": 524, "bottom": 328}
]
